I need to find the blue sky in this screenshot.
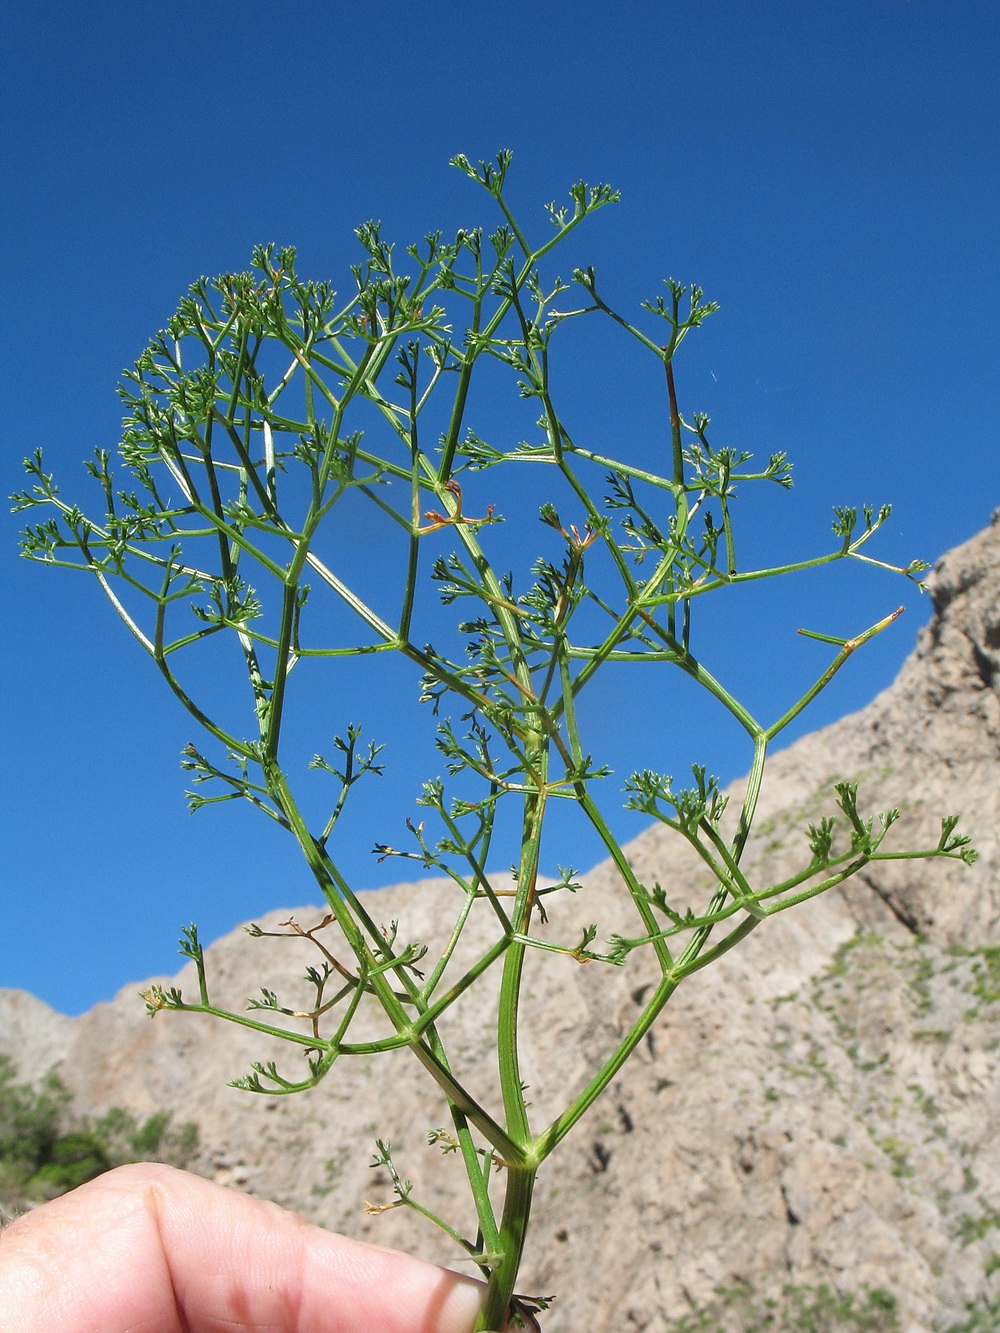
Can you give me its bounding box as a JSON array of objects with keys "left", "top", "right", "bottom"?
[{"left": 3, "top": 0, "right": 998, "bottom": 1015}]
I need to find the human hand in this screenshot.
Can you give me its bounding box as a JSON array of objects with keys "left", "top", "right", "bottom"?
[{"left": 0, "top": 1163, "right": 487, "bottom": 1332}]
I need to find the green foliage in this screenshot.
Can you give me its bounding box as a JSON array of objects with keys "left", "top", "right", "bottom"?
[
  {"left": 0, "top": 1056, "right": 68, "bottom": 1155},
  {"left": 29, "top": 1131, "right": 110, "bottom": 1195},
  {"left": 664, "top": 1281, "right": 901, "bottom": 1333},
  {"left": 955, "top": 1202, "right": 1000, "bottom": 1246},
  {"left": 0, "top": 1054, "right": 199, "bottom": 1214},
  {"left": 971, "top": 948, "right": 1000, "bottom": 1005},
  {"left": 13, "top": 151, "right": 974, "bottom": 1329},
  {"left": 940, "top": 1295, "right": 1000, "bottom": 1333}
]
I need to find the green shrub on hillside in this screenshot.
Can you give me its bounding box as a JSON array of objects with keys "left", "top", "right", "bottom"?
[
  {"left": 0, "top": 1055, "right": 199, "bottom": 1215},
  {"left": 665, "top": 1280, "right": 900, "bottom": 1332}
]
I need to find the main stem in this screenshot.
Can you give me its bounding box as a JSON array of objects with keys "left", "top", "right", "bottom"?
[
  {"left": 474, "top": 744, "right": 548, "bottom": 1328},
  {"left": 475, "top": 1165, "right": 538, "bottom": 1332}
]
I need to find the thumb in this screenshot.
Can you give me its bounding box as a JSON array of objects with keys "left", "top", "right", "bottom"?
[{"left": 0, "top": 1162, "right": 485, "bottom": 1333}]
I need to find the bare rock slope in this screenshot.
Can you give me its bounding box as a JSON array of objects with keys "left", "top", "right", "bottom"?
[{"left": 4, "top": 515, "right": 1000, "bottom": 1332}]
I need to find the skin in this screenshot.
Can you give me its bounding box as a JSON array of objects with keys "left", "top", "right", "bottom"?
[{"left": 0, "top": 1163, "right": 490, "bottom": 1333}]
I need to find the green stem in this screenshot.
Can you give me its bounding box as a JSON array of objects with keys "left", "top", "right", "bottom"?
[
  {"left": 497, "top": 769, "right": 547, "bottom": 1148},
  {"left": 474, "top": 1165, "right": 537, "bottom": 1332},
  {"left": 766, "top": 606, "right": 904, "bottom": 742}
]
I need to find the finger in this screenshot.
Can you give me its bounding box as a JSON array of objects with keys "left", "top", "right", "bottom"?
[{"left": 0, "top": 1162, "right": 485, "bottom": 1333}]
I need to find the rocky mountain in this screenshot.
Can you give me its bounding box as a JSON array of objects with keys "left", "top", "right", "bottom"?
[{"left": 4, "top": 514, "right": 1000, "bottom": 1332}]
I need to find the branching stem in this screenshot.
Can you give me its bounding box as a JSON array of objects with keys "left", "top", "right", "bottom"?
[{"left": 16, "top": 155, "right": 968, "bottom": 1332}]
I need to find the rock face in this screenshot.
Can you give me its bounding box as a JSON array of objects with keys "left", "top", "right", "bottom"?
[{"left": 4, "top": 515, "right": 1000, "bottom": 1332}]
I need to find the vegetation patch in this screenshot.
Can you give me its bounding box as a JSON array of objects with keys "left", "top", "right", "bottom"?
[
  {"left": 970, "top": 949, "right": 1000, "bottom": 1006},
  {"left": 0, "top": 1055, "right": 199, "bottom": 1217},
  {"left": 664, "top": 1280, "right": 901, "bottom": 1332}
]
